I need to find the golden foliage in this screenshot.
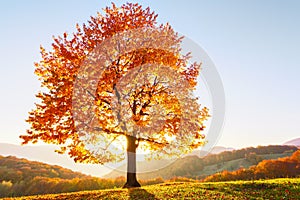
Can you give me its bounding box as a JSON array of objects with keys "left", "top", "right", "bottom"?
[{"left": 20, "top": 2, "right": 209, "bottom": 164}]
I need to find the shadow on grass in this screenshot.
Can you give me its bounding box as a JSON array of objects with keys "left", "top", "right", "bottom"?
[{"left": 128, "top": 188, "right": 158, "bottom": 200}]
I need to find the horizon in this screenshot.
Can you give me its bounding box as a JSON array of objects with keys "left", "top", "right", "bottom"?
[{"left": 1, "top": 135, "right": 299, "bottom": 148}]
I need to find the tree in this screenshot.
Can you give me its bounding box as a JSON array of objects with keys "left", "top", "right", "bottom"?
[{"left": 20, "top": 3, "right": 209, "bottom": 188}]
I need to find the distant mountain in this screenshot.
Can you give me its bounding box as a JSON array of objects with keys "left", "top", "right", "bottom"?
[
  {"left": 0, "top": 143, "right": 233, "bottom": 177},
  {"left": 104, "top": 146, "right": 234, "bottom": 178},
  {"left": 105, "top": 145, "right": 298, "bottom": 180},
  {"left": 0, "top": 143, "right": 110, "bottom": 177},
  {"left": 185, "top": 146, "right": 235, "bottom": 157},
  {"left": 1, "top": 138, "right": 297, "bottom": 179},
  {"left": 210, "top": 146, "right": 235, "bottom": 154},
  {"left": 283, "top": 138, "right": 300, "bottom": 147},
  {"left": 104, "top": 155, "right": 201, "bottom": 180}
]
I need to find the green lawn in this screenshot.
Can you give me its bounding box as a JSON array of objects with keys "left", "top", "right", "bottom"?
[{"left": 3, "top": 178, "right": 300, "bottom": 200}]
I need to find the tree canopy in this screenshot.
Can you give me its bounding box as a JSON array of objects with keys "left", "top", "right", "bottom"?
[{"left": 20, "top": 3, "right": 209, "bottom": 166}]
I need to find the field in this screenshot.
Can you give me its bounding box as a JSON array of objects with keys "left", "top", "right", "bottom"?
[{"left": 2, "top": 178, "right": 299, "bottom": 200}]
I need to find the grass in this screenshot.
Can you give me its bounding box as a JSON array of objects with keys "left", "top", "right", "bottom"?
[{"left": 2, "top": 178, "right": 300, "bottom": 200}]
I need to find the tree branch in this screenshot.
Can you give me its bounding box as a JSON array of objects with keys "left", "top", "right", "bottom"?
[{"left": 137, "top": 137, "right": 169, "bottom": 146}]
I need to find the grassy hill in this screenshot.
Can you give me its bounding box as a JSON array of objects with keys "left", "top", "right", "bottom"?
[
  {"left": 0, "top": 156, "right": 124, "bottom": 198},
  {"left": 0, "top": 155, "right": 88, "bottom": 182},
  {"left": 105, "top": 145, "right": 298, "bottom": 180},
  {"left": 5, "top": 178, "right": 300, "bottom": 200},
  {"left": 0, "top": 143, "right": 109, "bottom": 177}
]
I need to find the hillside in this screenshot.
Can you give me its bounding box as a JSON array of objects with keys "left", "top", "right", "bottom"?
[
  {"left": 0, "top": 143, "right": 109, "bottom": 177},
  {"left": 204, "top": 150, "right": 300, "bottom": 182},
  {"left": 105, "top": 145, "right": 298, "bottom": 180},
  {"left": 0, "top": 156, "right": 161, "bottom": 198},
  {"left": 0, "top": 155, "right": 88, "bottom": 182},
  {"left": 0, "top": 156, "right": 118, "bottom": 198},
  {"left": 0, "top": 143, "right": 233, "bottom": 177},
  {"left": 7, "top": 178, "right": 300, "bottom": 200}
]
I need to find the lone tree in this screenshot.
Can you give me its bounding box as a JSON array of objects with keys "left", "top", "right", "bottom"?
[{"left": 21, "top": 3, "right": 209, "bottom": 188}]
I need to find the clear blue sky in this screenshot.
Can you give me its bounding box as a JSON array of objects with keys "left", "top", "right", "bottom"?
[{"left": 0, "top": 0, "right": 299, "bottom": 149}]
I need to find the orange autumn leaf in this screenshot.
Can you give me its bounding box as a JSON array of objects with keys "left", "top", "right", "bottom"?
[{"left": 20, "top": 2, "right": 209, "bottom": 164}]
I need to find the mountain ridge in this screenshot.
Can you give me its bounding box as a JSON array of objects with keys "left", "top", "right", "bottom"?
[
  {"left": 283, "top": 137, "right": 300, "bottom": 146},
  {"left": 1, "top": 138, "right": 298, "bottom": 178},
  {"left": 104, "top": 145, "right": 298, "bottom": 180},
  {"left": 0, "top": 143, "right": 234, "bottom": 177}
]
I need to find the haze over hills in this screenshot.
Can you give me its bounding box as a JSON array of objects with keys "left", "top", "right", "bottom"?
[
  {"left": 105, "top": 145, "right": 299, "bottom": 180},
  {"left": 0, "top": 143, "right": 234, "bottom": 177},
  {"left": 1, "top": 144, "right": 297, "bottom": 183},
  {"left": 0, "top": 143, "right": 110, "bottom": 177},
  {"left": 0, "top": 138, "right": 298, "bottom": 178},
  {"left": 283, "top": 138, "right": 300, "bottom": 147},
  {"left": 187, "top": 146, "right": 235, "bottom": 157},
  {"left": 0, "top": 155, "right": 88, "bottom": 180}
]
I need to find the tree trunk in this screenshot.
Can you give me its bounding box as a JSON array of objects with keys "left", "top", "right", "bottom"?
[{"left": 123, "top": 136, "right": 141, "bottom": 188}]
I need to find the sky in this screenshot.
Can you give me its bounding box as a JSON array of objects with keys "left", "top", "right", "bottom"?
[{"left": 0, "top": 0, "right": 299, "bottom": 151}]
